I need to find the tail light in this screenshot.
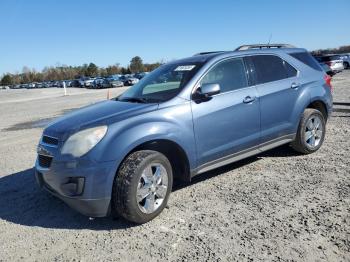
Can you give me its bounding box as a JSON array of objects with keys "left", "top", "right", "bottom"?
[
  {"left": 324, "top": 74, "right": 333, "bottom": 92},
  {"left": 325, "top": 61, "right": 332, "bottom": 66}
]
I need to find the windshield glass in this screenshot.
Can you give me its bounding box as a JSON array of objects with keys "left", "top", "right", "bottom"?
[{"left": 117, "top": 61, "right": 204, "bottom": 103}]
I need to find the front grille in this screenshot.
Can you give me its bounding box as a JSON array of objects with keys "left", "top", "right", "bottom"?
[
  {"left": 42, "top": 135, "right": 58, "bottom": 146},
  {"left": 38, "top": 154, "right": 53, "bottom": 168}
]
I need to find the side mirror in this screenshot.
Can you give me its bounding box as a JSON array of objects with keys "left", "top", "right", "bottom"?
[{"left": 200, "top": 83, "right": 220, "bottom": 97}]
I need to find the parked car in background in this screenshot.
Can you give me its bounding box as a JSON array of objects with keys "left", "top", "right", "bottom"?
[
  {"left": 11, "top": 84, "right": 22, "bottom": 89},
  {"left": 35, "top": 44, "right": 332, "bottom": 224},
  {"left": 78, "top": 77, "right": 95, "bottom": 88},
  {"left": 120, "top": 75, "right": 139, "bottom": 86},
  {"left": 68, "top": 80, "right": 81, "bottom": 87},
  {"left": 35, "top": 82, "right": 44, "bottom": 88},
  {"left": 42, "top": 82, "right": 51, "bottom": 88},
  {"left": 84, "top": 78, "right": 96, "bottom": 88},
  {"left": 27, "top": 83, "right": 36, "bottom": 89},
  {"left": 104, "top": 76, "right": 124, "bottom": 88},
  {"left": 108, "top": 78, "right": 124, "bottom": 87},
  {"left": 339, "top": 54, "right": 350, "bottom": 69},
  {"left": 91, "top": 78, "right": 105, "bottom": 89},
  {"left": 134, "top": 72, "right": 148, "bottom": 79},
  {"left": 52, "top": 81, "right": 60, "bottom": 87},
  {"left": 314, "top": 55, "right": 344, "bottom": 73},
  {"left": 98, "top": 79, "right": 111, "bottom": 88},
  {"left": 63, "top": 80, "right": 72, "bottom": 87}
]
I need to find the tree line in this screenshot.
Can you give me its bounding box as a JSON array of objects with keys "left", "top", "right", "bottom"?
[
  {"left": 311, "top": 45, "right": 350, "bottom": 55},
  {"left": 2, "top": 45, "right": 350, "bottom": 86},
  {"left": 1, "top": 56, "right": 163, "bottom": 86}
]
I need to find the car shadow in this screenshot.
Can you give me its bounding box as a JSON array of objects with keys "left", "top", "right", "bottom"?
[
  {"left": 0, "top": 168, "right": 134, "bottom": 230},
  {"left": 173, "top": 144, "right": 298, "bottom": 190},
  {"left": 0, "top": 145, "right": 298, "bottom": 230},
  {"left": 333, "top": 102, "right": 350, "bottom": 106}
]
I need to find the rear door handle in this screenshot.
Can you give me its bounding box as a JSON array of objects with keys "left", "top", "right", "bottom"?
[
  {"left": 243, "top": 96, "right": 256, "bottom": 103},
  {"left": 291, "top": 82, "right": 300, "bottom": 89}
]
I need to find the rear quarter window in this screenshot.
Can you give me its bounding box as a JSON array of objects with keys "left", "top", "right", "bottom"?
[
  {"left": 290, "top": 52, "right": 322, "bottom": 71},
  {"left": 283, "top": 60, "right": 298, "bottom": 77}
]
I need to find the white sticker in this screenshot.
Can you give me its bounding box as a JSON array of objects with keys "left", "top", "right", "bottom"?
[{"left": 174, "top": 65, "right": 196, "bottom": 71}]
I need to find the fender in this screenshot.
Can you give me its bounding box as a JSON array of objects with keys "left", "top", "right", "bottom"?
[
  {"left": 90, "top": 102, "right": 197, "bottom": 197},
  {"left": 289, "top": 78, "right": 332, "bottom": 134},
  {"left": 309, "top": 82, "right": 333, "bottom": 117}
]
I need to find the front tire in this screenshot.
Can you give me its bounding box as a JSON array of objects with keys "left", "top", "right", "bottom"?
[
  {"left": 291, "top": 108, "right": 326, "bottom": 154},
  {"left": 112, "top": 150, "right": 173, "bottom": 224}
]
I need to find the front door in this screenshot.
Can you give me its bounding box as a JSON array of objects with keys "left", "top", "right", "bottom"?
[{"left": 191, "top": 57, "right": 261, "bottom": 167}]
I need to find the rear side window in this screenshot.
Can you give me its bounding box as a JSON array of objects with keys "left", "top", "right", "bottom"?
[
  {"left": 290, "top": 52, "right": 322, "bottom": 71},
  {"left": 250, "top": 55, "right": 288, "bottom": 84},
  {"left": 200, "top": 58, "right": 248, "bottom": 93}
]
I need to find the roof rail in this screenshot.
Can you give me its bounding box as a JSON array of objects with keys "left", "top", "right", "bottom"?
[
  {"left": 193, "top": 51, "right": 225, "bottom": 56},
  {"left": 235, "top": 44, "right": 296, "bottom": 51}
]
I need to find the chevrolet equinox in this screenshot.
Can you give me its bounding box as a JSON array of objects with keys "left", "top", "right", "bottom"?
[{"left": 35, "top": 44, "right": 333, "bottom": 223}]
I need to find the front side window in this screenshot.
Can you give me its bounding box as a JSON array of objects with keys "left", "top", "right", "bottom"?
[
  {"left": 200, "top": 58, "right": 248, "bottom": 93},
  {"left": 251, "top": 55, "right": 289, "bottom": 84},
  {"left": 118, "top": 61, "right": 204, "bottom": 103}
]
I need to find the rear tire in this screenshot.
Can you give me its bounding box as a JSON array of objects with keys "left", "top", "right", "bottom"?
[
  {"left": 291, "top": 108, "right": 326, "bottom": 154},
  {"left": 112, "top": 150, "right": 173, "bottom": 224}
]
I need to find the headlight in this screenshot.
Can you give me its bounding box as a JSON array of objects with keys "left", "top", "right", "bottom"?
[{"left": 61, "top": 126, "right": 107, "bottom": 157}]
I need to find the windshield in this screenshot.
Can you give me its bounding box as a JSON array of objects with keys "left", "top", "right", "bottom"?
[{"left": 117, "top": 61, "right": 204, "bottom": 103}]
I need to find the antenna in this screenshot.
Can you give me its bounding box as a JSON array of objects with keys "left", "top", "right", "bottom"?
[{"left": 267, "top": 34, "right": 272, "bottom": 45}]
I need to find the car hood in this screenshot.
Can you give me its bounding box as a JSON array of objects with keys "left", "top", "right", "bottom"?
[{"left": 44, "top": 100, "right": 158, "bottom": 141}]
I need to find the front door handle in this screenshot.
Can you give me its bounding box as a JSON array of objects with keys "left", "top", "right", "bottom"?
[
  {"left": 243, "top": 96, "right": 256, "bottom": 103},
  {"left": 291, "top": 82, "right": 300, "bottom": 89}
]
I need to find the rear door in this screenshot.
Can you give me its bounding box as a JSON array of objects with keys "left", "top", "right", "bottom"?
[{"left": 246, "top": 54, "right": 299, "bottom": 143}]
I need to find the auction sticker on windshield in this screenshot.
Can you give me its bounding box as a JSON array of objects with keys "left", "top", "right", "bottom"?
[{"left": 174, "top": 65, "right": 196, "bottom": 71}]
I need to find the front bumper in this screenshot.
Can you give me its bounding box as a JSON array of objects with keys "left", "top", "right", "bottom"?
[{"left": 35, "top": 157, "right": 116, "bottom": 217}]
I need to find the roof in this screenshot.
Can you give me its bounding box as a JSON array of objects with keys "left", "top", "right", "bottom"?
[{"left": 169, "top": 44, "right": 306, "bottom": 65}]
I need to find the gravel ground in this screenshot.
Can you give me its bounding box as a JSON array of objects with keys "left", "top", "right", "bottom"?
[{"left": 0, "top": 73, "right": 349, "bottom": 262}]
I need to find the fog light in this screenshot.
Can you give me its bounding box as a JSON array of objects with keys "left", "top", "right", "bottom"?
[{"left": 61, "top": 177, "right": 85, "bottom": 196}]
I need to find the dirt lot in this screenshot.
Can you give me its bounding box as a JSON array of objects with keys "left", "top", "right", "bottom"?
[{"left": 0, "top": 73, "right": 349, "bottom": 262}]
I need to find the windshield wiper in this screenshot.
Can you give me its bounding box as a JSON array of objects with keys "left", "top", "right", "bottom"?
[{"left": 118, "top": 97, "right": 148, "bottom": 103}]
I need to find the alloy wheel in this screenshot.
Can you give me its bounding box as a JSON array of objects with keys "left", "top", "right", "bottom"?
[
  {"left": 305, "top": 115, "right": 324, "bottom": 148},
  {"left": 136, "top": 163, "right": 169, "bottom": 214}
]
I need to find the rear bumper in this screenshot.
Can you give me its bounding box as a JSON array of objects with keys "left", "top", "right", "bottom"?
[{"left": 35, "top": 158, "right": 116, "bottom": 217}]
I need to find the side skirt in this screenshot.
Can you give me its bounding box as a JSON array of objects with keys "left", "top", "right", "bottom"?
[{"left": 191, "top": 134, "right": 295, "bottom": 177}]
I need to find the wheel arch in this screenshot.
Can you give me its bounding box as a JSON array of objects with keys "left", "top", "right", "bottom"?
[
  {"left": 306, "top": 100, "right": 328, "bottom": 121},
  {"left": 117, "top": 139, "right": 191, "bottom": 183}
]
